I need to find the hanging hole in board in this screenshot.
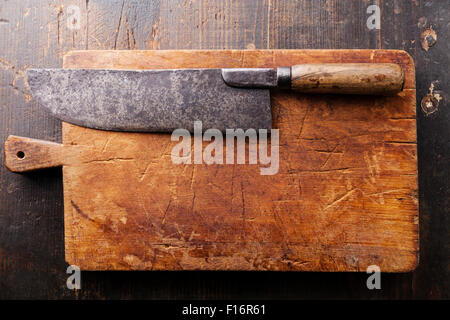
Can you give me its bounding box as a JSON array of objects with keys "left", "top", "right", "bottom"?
[{"left": 16, "top": 151, "right": 25, "bottom": 159}]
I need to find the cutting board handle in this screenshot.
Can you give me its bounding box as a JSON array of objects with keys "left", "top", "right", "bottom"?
[
  {"left": 4, "top": 135, "right": 65, "bottom": 172},
  {"left": 290, "top": 63, "right": 404, "bottom": 94}
]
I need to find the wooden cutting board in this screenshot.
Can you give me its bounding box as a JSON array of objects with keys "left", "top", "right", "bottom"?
[{"left": 6, "top": 50, "right": 418, "bottom": 271}]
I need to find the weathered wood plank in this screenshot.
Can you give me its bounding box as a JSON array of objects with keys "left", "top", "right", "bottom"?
[
  {"left": 404, "top": 0, "right": 449, "bottom": 300},
  {"left": 56, "top": 49, "right": 418, "bottom": 273},
  {"left": 0, "top": 0, "right": 87, "bottom": 299},
  {"left": 0, "top": 0, "right": 448, "bottom": 299}
]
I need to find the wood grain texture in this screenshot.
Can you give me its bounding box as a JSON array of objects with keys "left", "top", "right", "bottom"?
[
  {"left": 59, "top": 49, "right": 418, "bottom": 272},
  {"left": 0, "top": 0, "right": 447, "bottom": 299},
  {"left": 5, "top": 136, "right": 66, "bottom": 172},
  {"left": 290, "top": 63, "right": 404, "bottom": 94}
]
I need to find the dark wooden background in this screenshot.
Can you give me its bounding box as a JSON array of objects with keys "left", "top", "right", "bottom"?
[{"left": 0, "top": 0, "right": 448, "bottom": 299}]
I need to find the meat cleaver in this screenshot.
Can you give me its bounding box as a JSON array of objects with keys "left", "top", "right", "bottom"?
[{"left": 26, "top": 63, "right": 404, "bottom": 133}]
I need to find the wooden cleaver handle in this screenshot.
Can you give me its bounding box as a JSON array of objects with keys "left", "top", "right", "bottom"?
[
  {"left": 4, "top": 135, "right": 65, "bottom": 172},
  {"left": 289, "top": 63, "right": 404, "bottom": 95}
]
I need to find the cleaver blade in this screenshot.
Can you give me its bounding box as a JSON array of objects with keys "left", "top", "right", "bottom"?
[
  {"left": 26, "top": 68, "right": 273, "bottom": 133},
  {"left": 27, "top": 63, "right": 405, "bottom": 133}
]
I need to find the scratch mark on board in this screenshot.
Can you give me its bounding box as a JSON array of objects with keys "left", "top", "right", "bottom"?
[
  {"left": 324, "top": 188, "right": 357, "bottom": 211},
  {"left": 71, "top": 200, "right": 94, "bottom": 222}
]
